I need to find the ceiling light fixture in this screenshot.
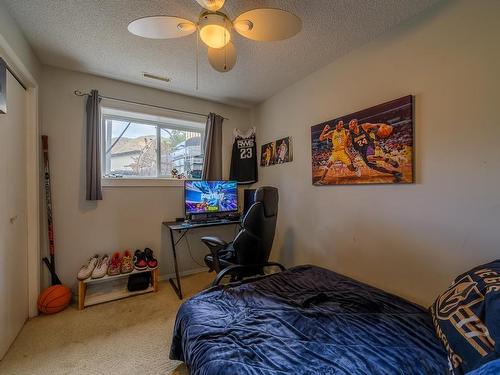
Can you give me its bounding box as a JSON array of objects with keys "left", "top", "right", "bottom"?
[
  {"left": 198, "top": 12, "right": 231, "bottom": 49},
  {"left": 127, "top": 1, "right": 302, "bottom": 74}
]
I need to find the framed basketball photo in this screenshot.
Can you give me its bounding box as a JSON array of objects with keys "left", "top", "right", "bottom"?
[
  {"left": 260, "top": 141, "right": 275, "bottom": 167},
  {"left": 311, "top": 95, "right": 414, "bottom": 185},
  {"left": 274, "top": 137, "right": 293, "bottom": 164}
]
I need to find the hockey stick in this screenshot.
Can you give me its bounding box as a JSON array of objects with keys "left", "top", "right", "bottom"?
[
  {"left": 42, "top": 257, "right": 61, "bottom": 285},
  {"left": 42, "top": 135, "right": 61, "bottom": 285}
]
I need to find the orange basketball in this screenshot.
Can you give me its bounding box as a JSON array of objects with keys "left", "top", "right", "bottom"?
[
  {"left": 37, "top": 285, "right": 72, "bottom": 314},
  {"left": 377, "top": 124, "right": 393, "bottom": 138}
]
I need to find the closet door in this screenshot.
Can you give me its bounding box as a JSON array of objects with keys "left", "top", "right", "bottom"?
[{"left": 0, "top": 71, "right": 28, "bottom": 359}]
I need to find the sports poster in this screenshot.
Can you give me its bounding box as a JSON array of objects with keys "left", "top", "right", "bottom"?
[
  {"left": 260, "top": 137, "right": 293, "bottom": 167},
  {"left": 311, "top": 95, "right": 414, "bottom": 185},
  {"left": 275, "top": 137, "right": 292, "bottom": 164},
  {"left": 260, "top": 141, "right": 275, "bottom": 167}
]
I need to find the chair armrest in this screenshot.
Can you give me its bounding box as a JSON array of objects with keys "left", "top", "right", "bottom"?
[
  {"left": 212, "top": 262, "right": 286, "bottom": 286},
  {"left": 201, "top": 236, "right": 229, "bottom": 273},
  {"left": 200, "top": 236, "right": 228, "bottom": 248}
]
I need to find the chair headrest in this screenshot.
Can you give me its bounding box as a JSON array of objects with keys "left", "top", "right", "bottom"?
[{"left": 254, "top": 186, "right": 279, "bottom": 217}]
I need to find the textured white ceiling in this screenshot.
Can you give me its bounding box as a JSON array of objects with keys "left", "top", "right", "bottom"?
[{"left": 3, "top": 0, "right": 440, "bottom": 107}]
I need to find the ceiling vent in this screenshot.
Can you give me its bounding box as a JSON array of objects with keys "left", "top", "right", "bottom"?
[{"left": 142, "top": 72, "right": 171, "bottom": 83}]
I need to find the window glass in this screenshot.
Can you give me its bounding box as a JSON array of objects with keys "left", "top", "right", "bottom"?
[{"left": 102, "top": 114, "right": 204, "bottom": 179}]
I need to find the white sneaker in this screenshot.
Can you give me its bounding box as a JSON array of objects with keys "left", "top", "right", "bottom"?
[
  {"left": 91, "top": 255, "right": 109, "bottom": 279},
  {"left": 77, "top": 255, "right": 99, "bottom": 280}
]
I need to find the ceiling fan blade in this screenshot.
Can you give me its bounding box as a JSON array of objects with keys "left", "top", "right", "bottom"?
[
  {"left": 233, "top": 8, "right": 301, "bottom": 42},
  {"left": 195, "top": 0, "right": 225, "bottom": 12},
  {"left": 128, "top": 16, "right": 196, "bottom": 39},
  {"left": 208, "top": 41, "right": 237, "bottom": 72}
]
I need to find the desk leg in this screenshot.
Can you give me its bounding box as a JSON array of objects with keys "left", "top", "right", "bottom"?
[{"left": 168, "top": 228, "right": 183, "bottom": 299}]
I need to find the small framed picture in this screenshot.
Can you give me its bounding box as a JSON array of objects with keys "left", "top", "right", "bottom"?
[
  {"left": 274, "top": 137, "right": 292, "bottom": 164},
  {"left": 260, "top": 141, "right": 275, "bottom": 167},
  {"left": 0, "top": 59, "right": 6, "bottom": 114}
]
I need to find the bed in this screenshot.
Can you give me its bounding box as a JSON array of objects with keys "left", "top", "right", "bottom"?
[{"left": 170, "top": 265, "right": 449, "bottom": 374}]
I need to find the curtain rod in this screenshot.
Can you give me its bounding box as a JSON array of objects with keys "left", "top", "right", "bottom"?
[{"left": 73, "top": 90, "right": 229, "bottom": 121}]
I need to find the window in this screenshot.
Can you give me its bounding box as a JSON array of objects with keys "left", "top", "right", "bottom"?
[{"left": 101, "top": 108, "right": 205, "bottom": 179}]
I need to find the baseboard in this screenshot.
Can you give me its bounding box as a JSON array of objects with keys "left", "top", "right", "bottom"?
[{"left": 159, "top": 268, "right": 208, "bottom": 281}]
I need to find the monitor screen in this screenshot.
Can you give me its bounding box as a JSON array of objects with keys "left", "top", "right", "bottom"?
[{"left": 184, "top": 180, "right": 238, "bottom": 215}]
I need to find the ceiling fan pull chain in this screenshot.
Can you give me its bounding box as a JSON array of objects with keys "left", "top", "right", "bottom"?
[
  {"left": 224, "top": 19, "right": 228, "bottom": 70},
  {"left": 196, "top": 26, "right": 199, "bottom": 90}
]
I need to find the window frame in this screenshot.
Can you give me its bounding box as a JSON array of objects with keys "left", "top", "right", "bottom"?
[{"left": 100, "top": 110, "right": 205, "bottom": 185}]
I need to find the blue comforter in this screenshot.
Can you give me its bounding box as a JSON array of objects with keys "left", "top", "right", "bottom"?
[
  {"left": 468, "top": 359, "right": 500, "bottom": 375},
  {"left": 170, "top": 265, "right": 449, "bottom": 374}
]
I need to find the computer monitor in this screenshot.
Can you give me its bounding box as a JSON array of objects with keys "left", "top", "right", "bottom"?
[{"left": 184, "top": 180, "right": 238, "bottom": 216}]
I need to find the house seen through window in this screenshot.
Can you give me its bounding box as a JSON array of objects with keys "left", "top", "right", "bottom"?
[{"left": 101, "top": 108, "right": 205, "bottom": 179}]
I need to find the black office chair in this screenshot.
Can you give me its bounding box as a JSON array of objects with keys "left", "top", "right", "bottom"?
[{"left": 201, "top": 186, "right": 285, "bottom": 286}]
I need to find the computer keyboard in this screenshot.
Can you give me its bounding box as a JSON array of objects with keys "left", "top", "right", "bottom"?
[{"left": 187, "top": 217, "right": 240, "bottom": 225}]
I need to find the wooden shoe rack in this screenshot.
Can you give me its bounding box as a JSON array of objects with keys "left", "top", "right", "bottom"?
[{"left": 78, "top": 268, "right": 159, "bottom": 310}]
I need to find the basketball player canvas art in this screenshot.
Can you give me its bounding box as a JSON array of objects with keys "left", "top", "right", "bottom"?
[{"left": 311, "top": 95, "right": 414, "bottom": 185}]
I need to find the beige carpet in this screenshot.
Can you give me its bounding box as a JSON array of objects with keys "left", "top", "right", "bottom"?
[{"left": 0, "top": 272, "right": 214, "bottom": 375}]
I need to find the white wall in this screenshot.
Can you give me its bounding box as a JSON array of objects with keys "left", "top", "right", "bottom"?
[
  {"left": 40, "top": 66, "right": 251, "bottom": 288},
  {"left": 0, "top": 1, "right": 40, "bottom": 82},
  {"left": 252, "top": 0, "right": 500, "bottom": 306}
]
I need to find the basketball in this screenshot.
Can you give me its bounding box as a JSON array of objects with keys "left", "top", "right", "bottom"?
[
  {"left": 38, "top": 285, "right": 72, "bottom": 314},
  {"left": 377, "top": 124, "right": 393, "bottom": 138}
]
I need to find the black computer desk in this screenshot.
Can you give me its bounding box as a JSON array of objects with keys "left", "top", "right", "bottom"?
[{"left": 162, "top": 219, "right": 242, "bottom": 299}]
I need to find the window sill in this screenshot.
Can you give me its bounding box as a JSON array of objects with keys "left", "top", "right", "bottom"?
[{"left": 101, "top": 178, "right": 186, "bottom": 188}]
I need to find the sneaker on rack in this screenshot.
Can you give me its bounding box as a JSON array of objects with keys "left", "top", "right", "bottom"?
[
  {"left": 77, "top": 255, "right": 99, "bottom": 280},
  {"left": 121, "top": 250, "right": 134, "bottom": 274},
  {"left": 144, "top": 248, "right": 158, "bottom": 270},
  {"left": 107, "top": 252, "right": 122, "bottom": 276},
  {"left": 91, "top": 255, "right": 109, "bottom": 279},
  {"left": 133, "top": 249, "right": 148, "bottom": 271}
]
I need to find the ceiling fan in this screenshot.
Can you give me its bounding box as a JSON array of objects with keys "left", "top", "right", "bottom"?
[{"left": 127, "top": 0, "right": 302, "bottom": 73}]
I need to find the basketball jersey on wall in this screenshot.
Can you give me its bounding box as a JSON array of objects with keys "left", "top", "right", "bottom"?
[{"left": 230, "top": 127, "right": 258, "bottom": 185}]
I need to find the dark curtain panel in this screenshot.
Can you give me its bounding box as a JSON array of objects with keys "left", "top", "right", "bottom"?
[
  {"left": 86, "top": 90, "right": 102, "bottom": 200},
  {"left": 202, "top": 113, "right": 224, "bottom": 180}
]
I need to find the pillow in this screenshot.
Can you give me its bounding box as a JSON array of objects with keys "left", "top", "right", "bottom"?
[{"left": 431, "top": 260, "right": 500, "bottom": 374}]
